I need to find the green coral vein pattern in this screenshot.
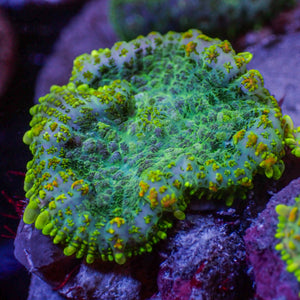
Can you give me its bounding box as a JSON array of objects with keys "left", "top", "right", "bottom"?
[{"left": 22, "top": 29, "right": 300, "bottom": 264}]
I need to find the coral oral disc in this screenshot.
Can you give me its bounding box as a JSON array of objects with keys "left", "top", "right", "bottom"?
[{"left": 23, "top": 29, "right": 291, "bottom": 264}]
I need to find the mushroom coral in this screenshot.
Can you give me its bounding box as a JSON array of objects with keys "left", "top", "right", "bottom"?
[{"left": 22, "top": 29, "right": 300, "bottom": 264}]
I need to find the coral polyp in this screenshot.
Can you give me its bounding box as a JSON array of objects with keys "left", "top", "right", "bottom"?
[{"left": 22, "top": 29, "right": 297, "bottom": 264}]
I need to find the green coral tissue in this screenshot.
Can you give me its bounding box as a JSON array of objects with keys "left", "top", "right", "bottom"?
[{"left": 22, "top": 29, "right": 300, "bottom": 264}]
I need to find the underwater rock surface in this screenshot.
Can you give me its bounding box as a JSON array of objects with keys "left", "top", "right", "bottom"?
[
  {"left": 14, "top": 220, "right": 142, "bottom": 300},
  {"left": 14, "top": 220, "right": 79, "bottom": 288},
  {"left": 15, "top": 212, "right": 250, "bottom": 300},
  {"left": 152, "top": 215, "right": 249, "bottom": 300},
  {"left": 28, "top": 275, "right": 65, "bottom": 300},
  {"left": 247, "top": 32, "right": 300, "bottom": 128}
]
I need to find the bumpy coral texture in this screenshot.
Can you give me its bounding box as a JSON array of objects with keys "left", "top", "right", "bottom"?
[
  {"left": 109, "top": 0, "right": 296, "bottom": 41},
  {"left": 275, "top": 195, "right": 300, "bottom": 284},
  {"left": 22, "top": 29, "right": 297, "bottom": 264}
]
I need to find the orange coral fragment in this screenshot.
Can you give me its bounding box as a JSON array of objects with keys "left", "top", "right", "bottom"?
[
  {"left": 289, "top": 207, "right": 298, "bottom": 223},
  {"left": 241, "top": 72, "right": 258, "bottom": 91},
  {"left": 148, "top": 187, "right": 159, "bottom": 208},
  {"left": 161, "top": 194, "right": 177, "bottom": 208},
  {"left": 219, "top": 40, "right": 232, "bottom": 53},
  {"left": 233, "top": 130, "right": 246, "bottom": 144},
  {"left": 139, "top": 180, "right": 150, "bottom": 197},
  {"left": 246, "top": 132, "right": 258, "bottom": 148},
  {"left": 185, "top": 41, "right": 197, "bottom": 57},
  {"left": 114, "top": 238, "right": 124, "bottom": 250}
]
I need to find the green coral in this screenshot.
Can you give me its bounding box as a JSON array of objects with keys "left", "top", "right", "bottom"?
[
  {"left": 282, "top": 115, "right": 300, "bottom": 158},
  {"left": 23, "top": 29, "right": 299, "bottom": 264},
  {"left": 109, "top": 0, "right": 296, "bottom": 41},
  {"left": 275, "top": 195, "right": 300, "bottom": 284}
]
